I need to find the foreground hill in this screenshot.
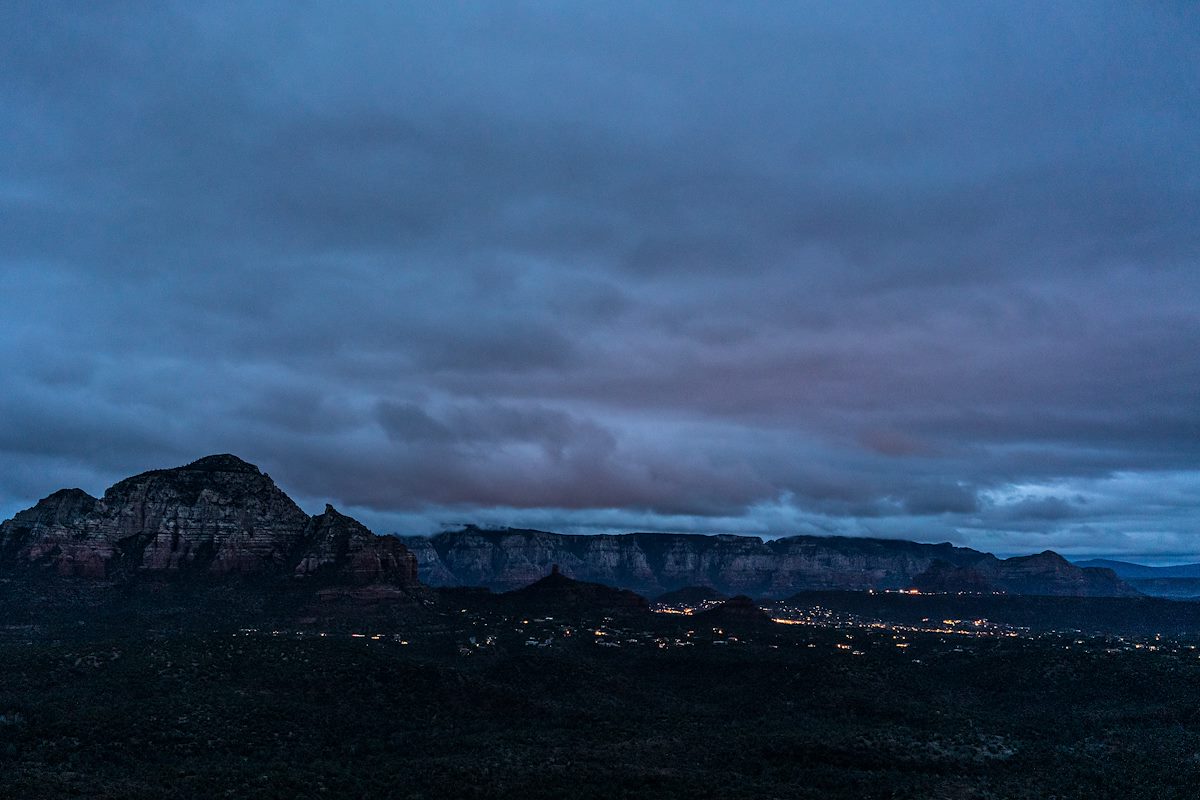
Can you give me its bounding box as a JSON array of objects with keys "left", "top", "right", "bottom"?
[
  {"left": 0, "top": 454, "right": 418, "bottom": 588},
  {"left": 400, "top": 527, "right": 1135, "bottom": 598},
  {"left": 500, "top": 565, "right": 648, "bottom": 613},
  {"left": 694, "top": 595, "right": 773, "bottom": 629}
]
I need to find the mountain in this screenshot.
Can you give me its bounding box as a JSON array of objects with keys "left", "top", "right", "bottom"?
[
  {"left": 694, "top": 595, "right": 772, "bottom": 628},
  {"left": 1074, "top": 559, "right": 1200, "bottom": 579},
  {"left": 0, "top": 456, "right": 1135, "bottom": 601},
  {"left": 0, "top": 454, "right": 418, "bottom": 587},
  {"left": 501, "top": 565, "right": 648, "bottom": 612},
  {"left": 979, "top": 551, "right": 1138, "bottom": 596},
  {"left": 910, "top": 561, "right": 995, "bottom": 594},
  {"left": 1074, "top": 560, "right": 1200, "bottom": 599},
  {"left": 399, "top": 527, "right": 1136, "bottom": 598},
  {"left": 905, "top": 551, "right": 1142, "bottom": 598}
]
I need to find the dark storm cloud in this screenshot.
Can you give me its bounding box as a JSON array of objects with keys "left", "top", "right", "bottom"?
[{"left": 1, "top": 1, "right": 1198, "bottom": 558}]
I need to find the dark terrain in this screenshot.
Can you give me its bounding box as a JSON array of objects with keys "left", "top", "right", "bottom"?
[
  {"left": 3, "top": 593, "right": 1200, "bottom": 800},
  {"left": 2, "top": 455, "right": 1199, "bottom": 799}
]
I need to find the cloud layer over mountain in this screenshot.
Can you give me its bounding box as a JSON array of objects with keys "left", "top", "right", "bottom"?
[{"left": 2, "top": 2, "right": 1197, "bottom": 558}]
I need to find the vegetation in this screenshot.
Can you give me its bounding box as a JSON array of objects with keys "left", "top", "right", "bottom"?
[{"left": 2, "top": 609, "right": 1200, "bottom": 799}]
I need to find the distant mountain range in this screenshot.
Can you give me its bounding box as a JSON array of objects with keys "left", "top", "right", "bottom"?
[
  {"left": 400, "top": 526, "right": 1136, "bottom": 599},
  {"left": 1074, "top": 559, "right": 1200, "bottom": 599},
  {"left": 1074, "top": 559, "right": 1200, "bottom": 579},
  {"left": 0, "top": 454, "right": 1137, "bottom": 601}
]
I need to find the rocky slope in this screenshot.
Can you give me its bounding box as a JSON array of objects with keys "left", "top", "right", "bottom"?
[
  {"left": 400, "top": 527, "right": 1135, "bottom": 598},
  {"left": 0, "top": 454, "right": 418, "bottom": 587}
]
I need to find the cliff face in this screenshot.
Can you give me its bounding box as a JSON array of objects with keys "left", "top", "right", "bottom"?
[
  {"left": 295, "top": 505, "right": 419, "bottom": 585},
  {"left": 0, "top": 454, "right": 418, "bottom": 587},
  {"left": 399, "top": 527, "right": 1136, "bottom": 598},
  {"left": 0, "top": 457, "right": 1132, "bottom": 599},
  {"left": 984, "top": 551, "right": 1134, "bottom": 597},
  {"left": 0, "top": 488, "right": 99, "bottom": 569}
]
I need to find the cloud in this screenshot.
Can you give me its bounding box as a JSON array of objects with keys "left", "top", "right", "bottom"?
[{"left": 0, "top": 2, "right": 1198, "bottom": 559}]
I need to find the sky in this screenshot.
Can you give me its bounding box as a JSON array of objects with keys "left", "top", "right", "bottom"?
[{"left": 1, "top": 2, "right": 1198, "bottom": 561}]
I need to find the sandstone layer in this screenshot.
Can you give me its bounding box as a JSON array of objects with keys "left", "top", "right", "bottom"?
[
  {"left": 400, "top": 526, "right": 1134, "bottom": 598},
  {"left": 0, "top": 454, "right": 418, "bottom": 587}
]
